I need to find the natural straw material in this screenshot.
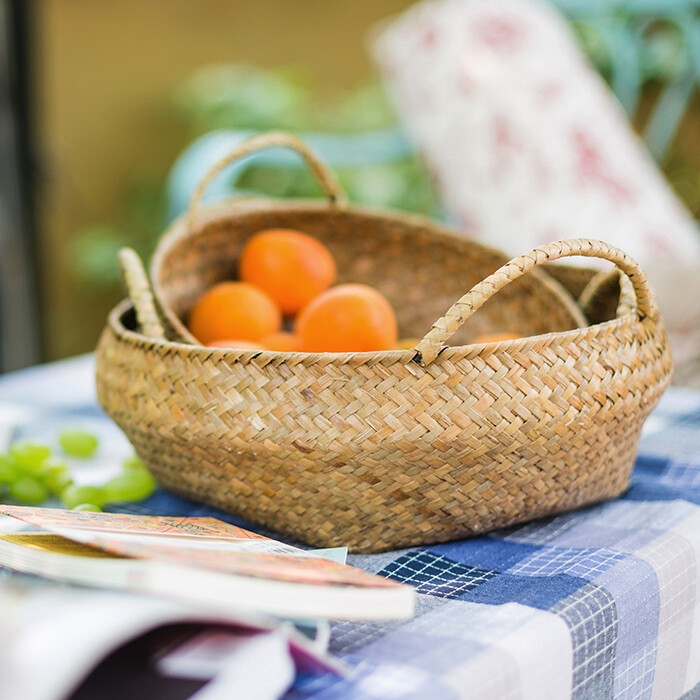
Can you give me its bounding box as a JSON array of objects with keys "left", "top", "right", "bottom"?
[
  {"left": 95, "top": 133, "right": 672, "bottom": 553},
  {"left": 117, "top": 247, "right": 165, "bottom": 341},
  {"left": 579, "top": 268, "right": 633, "bottom": 325},
  {"left": 415, "top": 240, "right": 646, "bottom": 365}
]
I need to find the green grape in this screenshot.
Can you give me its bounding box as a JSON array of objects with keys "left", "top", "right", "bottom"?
[
  {"left": 9, "top": 442, "right": 52, "bottom": 472},
  {"left": 0, "top": 454, "right": 20, "bottom": 484},
  {"left": 61, "top": 484, "right": 107, "bottom": 509},
  {"left": 103, "top": 470, "right": 156, "bottom": 503},
  {"left": 11, "top": 476, "right": 49, "bottom": 504},
  {"left": 72, "top": 503, "right": 102, "bottom": 513},
  {"left": 58, "top": 429, "right": 99, "bottom": 458},
  {"left": 122, "top": 454, "right": 146, "bottom": 472},
  {"left": 40, "top": 458, "right": 74, "bottom": 495}
]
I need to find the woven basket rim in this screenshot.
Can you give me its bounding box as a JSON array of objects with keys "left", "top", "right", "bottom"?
[
  {"left": 153, "top": 197, "right": 538, "bottom": 275},
  {"left": 107, "top": 298, "right": 644, "bottom": 368},
  {"left": 149, "top": 197, "right": 588, "bottom": 344}
]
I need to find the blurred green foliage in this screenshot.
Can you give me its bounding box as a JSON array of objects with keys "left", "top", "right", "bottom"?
[
  {"left": 570, "top": 12, "right": 700, "bottom": 215},
  {"left": 171, "top": 65, "right": 398, "bottom": 134},
  {"left": 573, "top": 18, "right": 690, "bottom": 85},
  {"left": 69, "top": 174, "right": 167, "bottom": 290}
]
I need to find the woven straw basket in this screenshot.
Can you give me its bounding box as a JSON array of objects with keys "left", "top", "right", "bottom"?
[{"left": 96, "top": 133, "right": 673, "bottom": 553}]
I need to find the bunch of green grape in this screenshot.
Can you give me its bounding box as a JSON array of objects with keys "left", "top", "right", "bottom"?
[{"left": 0, "top": 429, "right": 156, "bottom": 511}]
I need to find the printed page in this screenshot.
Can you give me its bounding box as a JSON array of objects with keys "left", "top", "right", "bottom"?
[
  {"left": 0, "top": 578, "right": 339, "bottom": 700},
  {"left": 0, "top": 579, "right": 253, "bottom": 700},
  {"left": 0, "top": 506, "right": 402, "bottom": 589},
  {"left": 0, "top": 532, "right": 121, "bottom": 558},
  {"left": 187, "top": 630, "right": 295, "bottom": 700}
]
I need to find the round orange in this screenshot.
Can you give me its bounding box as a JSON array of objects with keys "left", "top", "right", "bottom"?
[
  {"left": 239, "top": 229, "right": 336, "bottom": 315},
  {"left": 471, "top": 332, "right": 522, "bottom": 344},
  {"left": 206, "top": 339, "right": 264, "bottom": 350},
  {"left": 189, "top": 282, "right": 281, "bottom": 345},
  {"left": 260, "top": 331, "right": 302, "bottom": 352},
  {"left": 296, "top": 283, "right": 398, "bottom": 352}
]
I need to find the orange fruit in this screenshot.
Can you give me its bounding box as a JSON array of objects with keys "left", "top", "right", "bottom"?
[
  {"left": 239, "top": 229, "right": 336, "bottom": 315},
  {"left": 189, "top": 282, "right": 281, "bottom": 345},
  {"left": 260, "top": 331, "right": 302, "bottom": 352},
  {"left": 296, "top": 283, "right": 398, "bottom": 352},
  {"left": 206, "top": 339, "right": 264, "bottom": 350},
  {"left": 471, "top": 332, "right": 522, "bottom": 344},
  {"left": 396, "top": 337, "right": 421, "bottom": 350}
]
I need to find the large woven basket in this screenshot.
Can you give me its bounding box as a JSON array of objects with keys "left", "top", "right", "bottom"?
[{"left": 96, "top": 134, "right": 673, "bottom": 552}]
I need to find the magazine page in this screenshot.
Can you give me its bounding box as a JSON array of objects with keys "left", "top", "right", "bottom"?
[
  {"left": 1, "top": 506, "right": 403, "bottom": 589},
  {"left": 0, "top": 576, "right": 341, "bottom": 700},
  {"left": 159, "top": 628, "right": 295, "bottom": 700}
]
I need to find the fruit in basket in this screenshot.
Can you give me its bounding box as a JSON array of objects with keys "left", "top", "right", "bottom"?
[
  {"left": 260, "top": 331, "right": 302, "bottom": 352},
  {"left": 239, "top": 229, "right": 336, "bottom": 314},
  {"left": 187, "top": 229, "right": 401, "bottom": 354},
  {"left": 206, "top": 339, "right": 264, "bottom": 350},
  {"left": 471, "top": 332, "right": 522, "bottom": 344},
  {"left": 296, "top": 283, "right": 398, "bottom": 352},
  {"left": 189, "top": 281, "right": 281, "bottom": 345}
]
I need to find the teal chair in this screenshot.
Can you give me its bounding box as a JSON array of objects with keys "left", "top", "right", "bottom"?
[{"left": 167, "top": 128, "right": 415, "bottom": 221}]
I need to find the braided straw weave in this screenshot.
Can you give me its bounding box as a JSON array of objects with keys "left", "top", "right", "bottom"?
[{"left": 95, "top": 134, "right": 672, "bottom": 552}]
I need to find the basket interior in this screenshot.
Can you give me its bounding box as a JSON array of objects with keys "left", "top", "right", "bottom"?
[{"left": 153, "top": 204, "right": 584, "bottom": 346}]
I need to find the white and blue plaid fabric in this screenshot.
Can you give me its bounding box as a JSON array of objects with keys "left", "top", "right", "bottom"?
[{"left": 1, "top": 356, "right": 699, "bottom": 699}]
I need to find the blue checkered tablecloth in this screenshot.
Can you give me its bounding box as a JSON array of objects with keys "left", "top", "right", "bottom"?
[{"left": 1, "top": 355, "right": 699, "bottom": 699}]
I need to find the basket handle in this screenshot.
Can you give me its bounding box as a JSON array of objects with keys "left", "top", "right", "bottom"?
[
  {"left": 186, "top": 131, "right": 347, "bottom": 229},
  {"left": 118, "top": 247, "right": 166, "bottom": 341},
  {"left": 416, "top": 239, "right": 656, "bottom": 366},
  {"left": 578, "top": 267, "right": 636, "bottom": 320}
]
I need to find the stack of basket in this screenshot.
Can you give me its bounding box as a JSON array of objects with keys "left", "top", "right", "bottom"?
[{"left": 95, "top": 132, "right": 673, "bottom": 552}]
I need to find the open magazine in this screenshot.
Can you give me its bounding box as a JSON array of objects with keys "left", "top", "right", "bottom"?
[
  {"left": 0, "top": 506, "right": 414, "bottom": 621},
  {"left": 0, "top": 574, "right": 342, "bottom": 700}
]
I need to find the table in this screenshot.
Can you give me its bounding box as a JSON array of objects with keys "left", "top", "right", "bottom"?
[{"left": 1, "top": 355, "right": 699, "bottom": 699}]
